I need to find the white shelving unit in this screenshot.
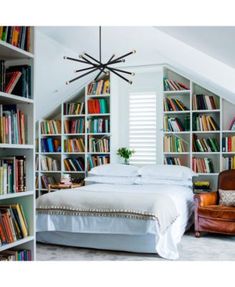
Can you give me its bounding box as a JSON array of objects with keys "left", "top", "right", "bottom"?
[
  {"left": 0, "top": 30, "right": 35, "bottom": 260},
  {"left": 162, "top": 66, "right": 235, "bottom": 190},
  {"left": 36, "top": 74, "right": 111, "bottom": 196}
]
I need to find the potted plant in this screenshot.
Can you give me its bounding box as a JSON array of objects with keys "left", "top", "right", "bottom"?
[{"left": 117, "top": 147, "right": 135, "bottom": 165}]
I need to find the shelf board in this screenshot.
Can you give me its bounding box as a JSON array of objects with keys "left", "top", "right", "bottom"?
[
  {"left": 63, "top": 171, "right": 85, "bottom": 174},
  {"left": 0, "top": 190, "right": 34, "bottom": 200},
  {"left": 0, "top": 143, "right": 34, "bottom": 149},
  {"left": 164, "top": 110, "right": 190, "bottom": 114},
  {"left": 192, "top": 152, "right": 220, "bottom": 155},
  {"left": 192, "top": 131, "right": 220, "bottom": 134},
  {"left": 222, "top": 130, "right": 235, "bottom": 133},
  {"left": 87, "top": 94, "right": 110, "bottom": 98},
  {"left": 40, "top": 171, "right": 61, "bottom": 174},
  {"left": 163, "top": 90, "right": 190, "bottom": 94},
  {"left": 222, "top": 152, "right": 235, "bottom": 154},
  {"left": 41, "top": 134, "right": 61, "bottom": 137},
  {"left": 40, "top": 152, "right": 61, "bottom": 155},
  {"left": 87, "top": 152, "right": 111, "bottom": 155},
  {"left": 163, "top": 152, "right": 190, "bottom": 155},
  {"left": 63, "top": 152, "right": 85, "bottom": 155},
  {"left": 0, "top": 40, "right": 34, "bottom": 59},
  {"left": 192, "top": 109, "right": 220, "bottom": 113},
  {"left": 196, "top": 173, "right": 219, "bottom": 176},
  {"left": 0, "top": 236, "right": 34, "bottom": 252},
  {"left": 63, "top": 114, "right": 85, "bottom": 118},
  {"left": 0, "top": 92, "right": 34, "bottom": 104},
  {"left": 87, "top": 113, "right": 110, "bottom": 117},
  {"left": 87, "top": 133, "right": 111, "bottom": 136},
  {"left": 64, "top": 133, "right": 85, "bottom": 136},
  {"left": 163, "top": 131, "right": 190, "bottom": 134}
]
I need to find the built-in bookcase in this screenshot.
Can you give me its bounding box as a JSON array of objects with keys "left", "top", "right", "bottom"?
[
  {"left": 163, "top": 66, "right": 235, "bottom": 190},
  {"left": 36, "top": 74, "right": 111, "bottom": 196},
  {"left": 0, "top": 27, "right": 35, "bottom": 260}
]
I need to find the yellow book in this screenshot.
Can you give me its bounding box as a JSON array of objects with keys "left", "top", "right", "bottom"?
[
  {"left": 103, "top": 79, "right": 110, "bottom": 94},
  {"left": 0, "top": 26, "right": 3, "bottom": 40},
  {"left": 12, "top": 204, "right": 28, "bottom": 238}
]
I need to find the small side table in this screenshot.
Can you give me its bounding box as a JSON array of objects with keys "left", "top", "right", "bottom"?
[{"left": 48, "top": 182, "right": 83, "bottom": 192}]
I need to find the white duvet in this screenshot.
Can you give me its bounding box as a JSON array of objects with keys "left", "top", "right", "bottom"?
[{"left": 36, "top": 183, "right": 194, "bottom": 260}]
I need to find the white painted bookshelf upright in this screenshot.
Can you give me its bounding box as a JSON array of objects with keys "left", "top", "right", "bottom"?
[{"left": 0, "top": 27, "right": 35, "bottom": 260}]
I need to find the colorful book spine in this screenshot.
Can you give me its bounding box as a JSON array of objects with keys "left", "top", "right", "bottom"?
[
  {"left": 64, "top": 119, "right": 85, "bottom": 134},
  {"left": 87, "top": 155, "right": 110, "bottom": 170},
  {"left": 63, "top": 102, "right": 84, "bottom": 115},
  {"left": 87, "top": 78, "right": 110, "bottom": 95},
  {"left": 63, "top": 138, "right": 85, "bottom": 152},
  {"left": 164, "top": 135, "right": 187, "bottom": 153},
  {"left": 41, "top": 120, "right": 61, "bottom": 135},
  {"left": 193, "top": 115, "right": 219, "bottom": 131},
  {"left": 88, "top": 137, "right": 110, "bottom": 153},
  {"left": 87, "top": 118, "right": 109, "bottom": 133},
  {"left": 192, "top": 135, "right": 219, "bottom": 152},
  {"left": 87, "top": 99, "right": 109, "bottom": 114},
  {"left": 192, "top": 94, "right": 218, "bottom": 110},
  {"left": 192, "top": 157, "right": 214, "bottom": 173},
  {"left": 163, "top": 78, "right": 189, "bottom": 91},
  {"left": 222, "top": 136, "right": 235, "bottom": 152},
  {"left": 223, "top": 156, "right": 235, "bottom": 170},
  {"left": 164, "top": 157, "right": 182, "bottom": 165},
  {"left": 41, "top": 138, "right": 61, "bottom": 153},
  {"left": 64, "top": 157, "right": 85, "bottom": 171}
]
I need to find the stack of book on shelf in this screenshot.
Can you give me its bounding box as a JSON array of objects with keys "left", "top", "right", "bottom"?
[
  {"left": 0, "top": 62, "right": 32, "bottom": 98},
  {"left": 41, "top": 120, "right": 61, "bottom": 135},
  {"left": 63, "top": 102, "right": 84, "bottom": 115},
  {"left": 41, "top": 175, "right": 57, "bottom": 189},
  {"left": 222, "top": 136, "right": 235, "bottom": 152},
  {"left": 41, "top": 138, "right": 61, "bottom": 153},
  {"left": 164, "top": 135, "right": 187, "bottom": 153},
  {"left": 163, "top": 78, "right": 189, "bottom": 91},
  {"left": 0, "top": 104, "right": 26, "bottom": 144},
  {"left": 0, "top": 156, "right": 26, "bottom": 194},
  {"left": 164, "top": 157, "right": 182, "bottom": 165},
  {"left": 88, "top": 137, "right": 110, "bottom": 153},
  {"left": 0, "top": 204, "right": 29, "bottom": 247},
  {"left": 0, "top": 26, "right": 31, "bottom": 51},
  {"left": 193, "top": 115, "right": 219, "bottom": 131},
  {"left": 223, "top": 156, "right": 235, "bottom": 170},
  {"left": 163, "top": 98, "right": 188, "bottom": 111},
  {"left": 87, "top": 78, "right": 110, "bottom": 95},
  {"left": 64, "top": 138, "right": 85, "bottom": 152},
  {"left": 192, "top": 158, "right": 214, "bottom": 173},
  {"left": 193, "top": 181, "right": 211, "bottom": 193},
  {"left": 163, "top": 116, "right": 189, "bottom": 132},
  {"left": 41, "top": 156, "right": 60, "bottom": 171},
  {"left": 192, "top": 94, "right": 218, "bottom": 110},
  {"left": 192, "top": 135, "right": 219, "bottom": 152},
  {"left": 87, "top": 155, "right": 110, "bottom": 170},
  {"left": 64, "top": 157, "right": 85, "bottom": 172},
  {"left": 0, "top": 249, "right": 31, "bottom": 261},
  {"left": 87, "top": 99, "right": 109, "bottom": 114},
  {"left": 87, "top": 118, "right": 109, "bottom": 133},
  {"left": 64, "top": 119, "right": 85, "bottom": 134}
]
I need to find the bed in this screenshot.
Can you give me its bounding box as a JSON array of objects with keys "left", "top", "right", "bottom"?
[{"left": 36, "top": 181, "right": 194, "bottom": 260}]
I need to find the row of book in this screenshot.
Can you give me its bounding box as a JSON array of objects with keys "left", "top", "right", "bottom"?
[
  {"left": 64, "top": 119, "right": 85, "bottom": 134},
  {"left": 192, "top": 135, "right": 219, "bottom": 152},
  {"left": 87, "top": 99, "right": 109, "bottom": 114},
  {"left": 164, "top": 157, "right": 182, "bottom": 165},
  {"left": 41, "top": 175, "right": 56, "bottom": 189},
  {"left": 0, "top": 204, "right": 29, "bottom": 247},
  {"left": 0, "top": 62, "right": 32, "bottom": 98},
  {"left": 193, "top": 181, "right": 211, "bottom": 193},
  {"left": 164, "top": 135, "right": 187, "bottom": 153},
  {"left": 0, "top": 104, "right": 26, "bottom": 144},
  {"left": 41, "top": 138, "right": 61, "bottom": 153},
  {"left": 64, "top": 157, "right": 85, "bottom": 172},
  {"left": 63, "top": 102, "right": 84, "bottom": 115},
  {"left": 192, "top": 94, "right": 218, "bottom": 110},
  {"left": 222, "top": 136, "right": 235, "bottom": 152},
  {"left": 193, "top": 115, "right": 219, "bottom": 131},
  {"left": 87, "top": 78, "right": 110, "bottom": 95},
  {"left": 163, "top": 78, "right": 189, "bottom": 91},
  {"left": 40, "top": 156, "right": 60, "bottom": 172},
  {"left": 0, "top": 249, "right": 31, "bottom": 261},
  {"left": 87, "top": 155, "right": 110, "bottom": 170},
  {"left": 163, "top": 116, "right": 189, "bottom": 132},
  {"left": 163, "top": 97, "right": 188, "bottom": 111},
  {"left": 0, "top": 26, "right": 31, "bottom": 52},
  {"left": 41, "top": 120, "right": 61, "bottom": 135},
  {"left": 192, "top": 157, "right": 214, "bottom": 173},
  {"left": 88, "top": 137, "right": 110, "bottom": 153},
  {"left": 0, "top": 156, "right": 26, "bottom": 195},
  {"left": 64, "top": 138, "right": 85, "bottom": 153},
  {"left": 87, "top": 118, "right": 110, "bottom": 133},
  {"left": 223, "top": 156, "right": 235, "bottom": 170}
]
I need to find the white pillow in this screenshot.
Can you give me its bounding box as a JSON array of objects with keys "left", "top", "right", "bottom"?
[
  {"left": 135, "top": 177, "right": 193, "bottom": 187},
  {"left": 138, "top": 165, "right": 196, "bottom": 180},
  {"left": 85, "top": 176, "right": 137, "bottom": 185},
  {"left": 89, "top": 164, "right": 138, "bottom": 177}
]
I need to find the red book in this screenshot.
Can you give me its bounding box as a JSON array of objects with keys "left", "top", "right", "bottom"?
[
  {"left": 5, "top": 71, "right": 22, "bottom": 94},
  {"left": 2, "top": 212, "right": 14, "bottom": 243},
  {"left": 228, "top": 137, "right": 232, "bottom": 152},
  {"left": 209, "top": 96, "right": 217, "bottom": 109},
  {"left": 178, "top": 82, "right": 189, "bottom": 90}
]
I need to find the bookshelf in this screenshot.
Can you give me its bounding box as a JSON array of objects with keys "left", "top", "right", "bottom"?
[
  {"left": 0, "top": 27, "right": 35, "bottom": 260},
  {"left": 36, "top": 74, "right": 111, "bottom": 196},
  {"left": 162, "top": 66, "right": 235, "bottom": 190}
]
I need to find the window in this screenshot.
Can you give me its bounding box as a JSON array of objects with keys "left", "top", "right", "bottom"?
[{"left": 129, "top": 92, "right": 157, "bottom": 165}]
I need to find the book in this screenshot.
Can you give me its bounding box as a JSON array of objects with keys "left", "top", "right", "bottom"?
[
  {"left": 41, "top": 120, "right": 61, "bottom": 135},
  {"left": 87, "top": 99, "right": 109, "bottom": 114},
  {"left": 163, "top": 116, "right": 187, "bottom": 132},
  {"left": 0, "top": 249, "right": 31, "bottom": 261},
  {"left": 41, "top": 175, "right": 57, "bottom": 189},
  {"left": 64, "top": 119, "right": 85, "bottom": 134},
  {"left": 163, "top": 97, "right": 188, "bottom": 111},
  {"left": 229, "top": 116, "right": 235, "bottom": 130},
  {"left": 164, "top": 135, "right": 187, "bottom": 153},
  {"left": 64, "top": 138, "right": 85, "bottom": 152},
  {"left": 87, "top": 78, "right": 110, "bottom": 95},
  {"left": 87, "top": 155, "right": 110, "bottom": 170},
  {"left": 63, "top": 102, "right": 85, "bottom": 115},
  {"left": 222, "top": 136, "right": 235, "bottom": 152},
  {"left": 40, "top": 156, "right": 60, "bottom": 172},
  {"left": 87, "top": 118, "right": 110, "bottom": 133},
  {"left": 192, "top": 157, "right": 214, "bottom": 173},
  {"left": 192, "top": 94, "right": 218, "bottom": 110},
  {"left": 192, "top": 135, "right": 219, "bottom": 152},
  {"left": 4, "top": 71, "right": 22, "bottom": 94},
  {"left": 163, "top": 78, "right": 189, "bottom": 91},
  {"left": 223, "top": 156, "right": 235, "bottom": 170},
  {"left": 193, "top": 114, "right": 219, "bottom": 131},
  {"left": 41, "top": 138, "right": 61, "bottom": 153},
  {"left": 164, "top": 157, "right": 182, "bottom": 165},
  {"left": 64, "top": 157, "right": 85, "bottom": 171},
  {"left": 88, "top": 137, "right": 110, "bottom": 153}
]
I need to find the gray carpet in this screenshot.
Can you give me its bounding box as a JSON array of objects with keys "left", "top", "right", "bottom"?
[{"left": 36, "top": 232, "right": 235, "bottom": 261}]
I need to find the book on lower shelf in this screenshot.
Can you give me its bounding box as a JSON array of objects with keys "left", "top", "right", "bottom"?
[
  {"left": 0, "top": 204, "right": 29, "bottom": 247},
  {"left": 63, "top": 102, "right": 85, "bottom": 115},
  {"left": 87, "top": 78, "right": 110, "bottom": 95},
  {"left": 41, "top": 138, "right": 61, "bottom": 153},
  {"left": 164, "top": 157, "right": 182, "bottom": 165},
  {"left": 64, "top": 138, "right": 85, "bottom": 152},
  {"left": 0, "top": 156, "right": 26, "bottom": 195},
  {"left": 88, "top": 137, "right": 110, "bottom": 153},
  {"left": 64, "top": 157, "right": 85, "bottom": 172},
  {"left": 0, "top": 249, "right": 31, "bottom": 261},
  {"left": 163, "top": 78, "right": 189, "bottom": 91},
  {"left": 192, "top": 157, "right": 214, "bottom": 173},
  {"left": 192, "top": 94, "right": 218, "bottom": 110},
  {"left": 41, "top": 120, "right": 61, "bottom": 135},
  {"left": 163, "top": 97, "right": 189, "bottom": 111},
  {"left": 87, "top": 99, "right": 109, "bottom": 114},
  {"left": 163, "top": 115, "right": 190, "bottom": 132},
  {"left": 87, "top": 117, "right": 110, "bottom": 133},
  {"left": 41, "top": 175, "right": 57, "bottom": 189},
  {"left": 222, "top": 136, "right": 235, "bottom": 152},
  {"left": 192, "top": 134, "right": 219, "bottom": 152},
  {"left": 64, "top": 118, "right": 85, "bottom": 134},
  {"left": 193, "top": 114, "right": 219, "bottom": 131},
  {"left": 87, "top": 155, "right": 110, "bottom": 170},
  {"left": 0, "top": 104, "right": 27, "bottom": 144},
  {"left": 223, "top": 156, "right": 235, "bottom": 170},
  {"left": 164, "top": 135, "right": 187, "bottom": 152},
  {"left": 41, "top": 156, "right": 60, "bottom": 172}
]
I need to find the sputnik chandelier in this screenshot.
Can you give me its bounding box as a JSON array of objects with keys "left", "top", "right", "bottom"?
[{"left": 64, "top": 26, "right": 136, "bottom": 84}]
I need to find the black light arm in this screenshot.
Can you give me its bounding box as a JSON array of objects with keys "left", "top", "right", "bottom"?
[
  {"left": 66, "top": 67, "right": 98, "bottom": 84},
  {"left": 106, "top": 67, "right": 132, "bottom": 84}
]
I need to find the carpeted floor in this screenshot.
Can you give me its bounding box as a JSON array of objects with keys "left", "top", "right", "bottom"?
[{"left": 36, "top": 232, "right": 235, "bottom": 261}]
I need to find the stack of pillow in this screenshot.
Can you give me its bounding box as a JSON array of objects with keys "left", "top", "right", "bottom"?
[{"left": 85, "top": 164, "right": 196, "bottom": 187}]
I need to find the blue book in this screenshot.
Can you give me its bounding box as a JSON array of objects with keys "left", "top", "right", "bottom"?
[{"left": 47, "top": 138, "right": 54, "bottom": 152}]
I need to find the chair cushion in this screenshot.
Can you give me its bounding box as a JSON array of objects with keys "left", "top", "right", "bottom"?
[
  {"left": 198, "top": 205, "right": 235, "bottom": 221},
  {"left": 219, "top": 189, "right": 235, "bottom": 206}
]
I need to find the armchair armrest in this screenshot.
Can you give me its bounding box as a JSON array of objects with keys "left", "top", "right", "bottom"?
[{"left": 194, "top": 192, "right": 218, "bottom": 208}]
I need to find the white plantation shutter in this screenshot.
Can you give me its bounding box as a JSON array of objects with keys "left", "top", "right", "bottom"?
[{"left": 129, "top": 92, "right": 157, "bottom": 165}]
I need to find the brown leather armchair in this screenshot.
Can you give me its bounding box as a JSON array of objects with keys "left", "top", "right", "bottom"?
[{"left": 194, "top": 170, "right": 235, "bottom": 237}]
